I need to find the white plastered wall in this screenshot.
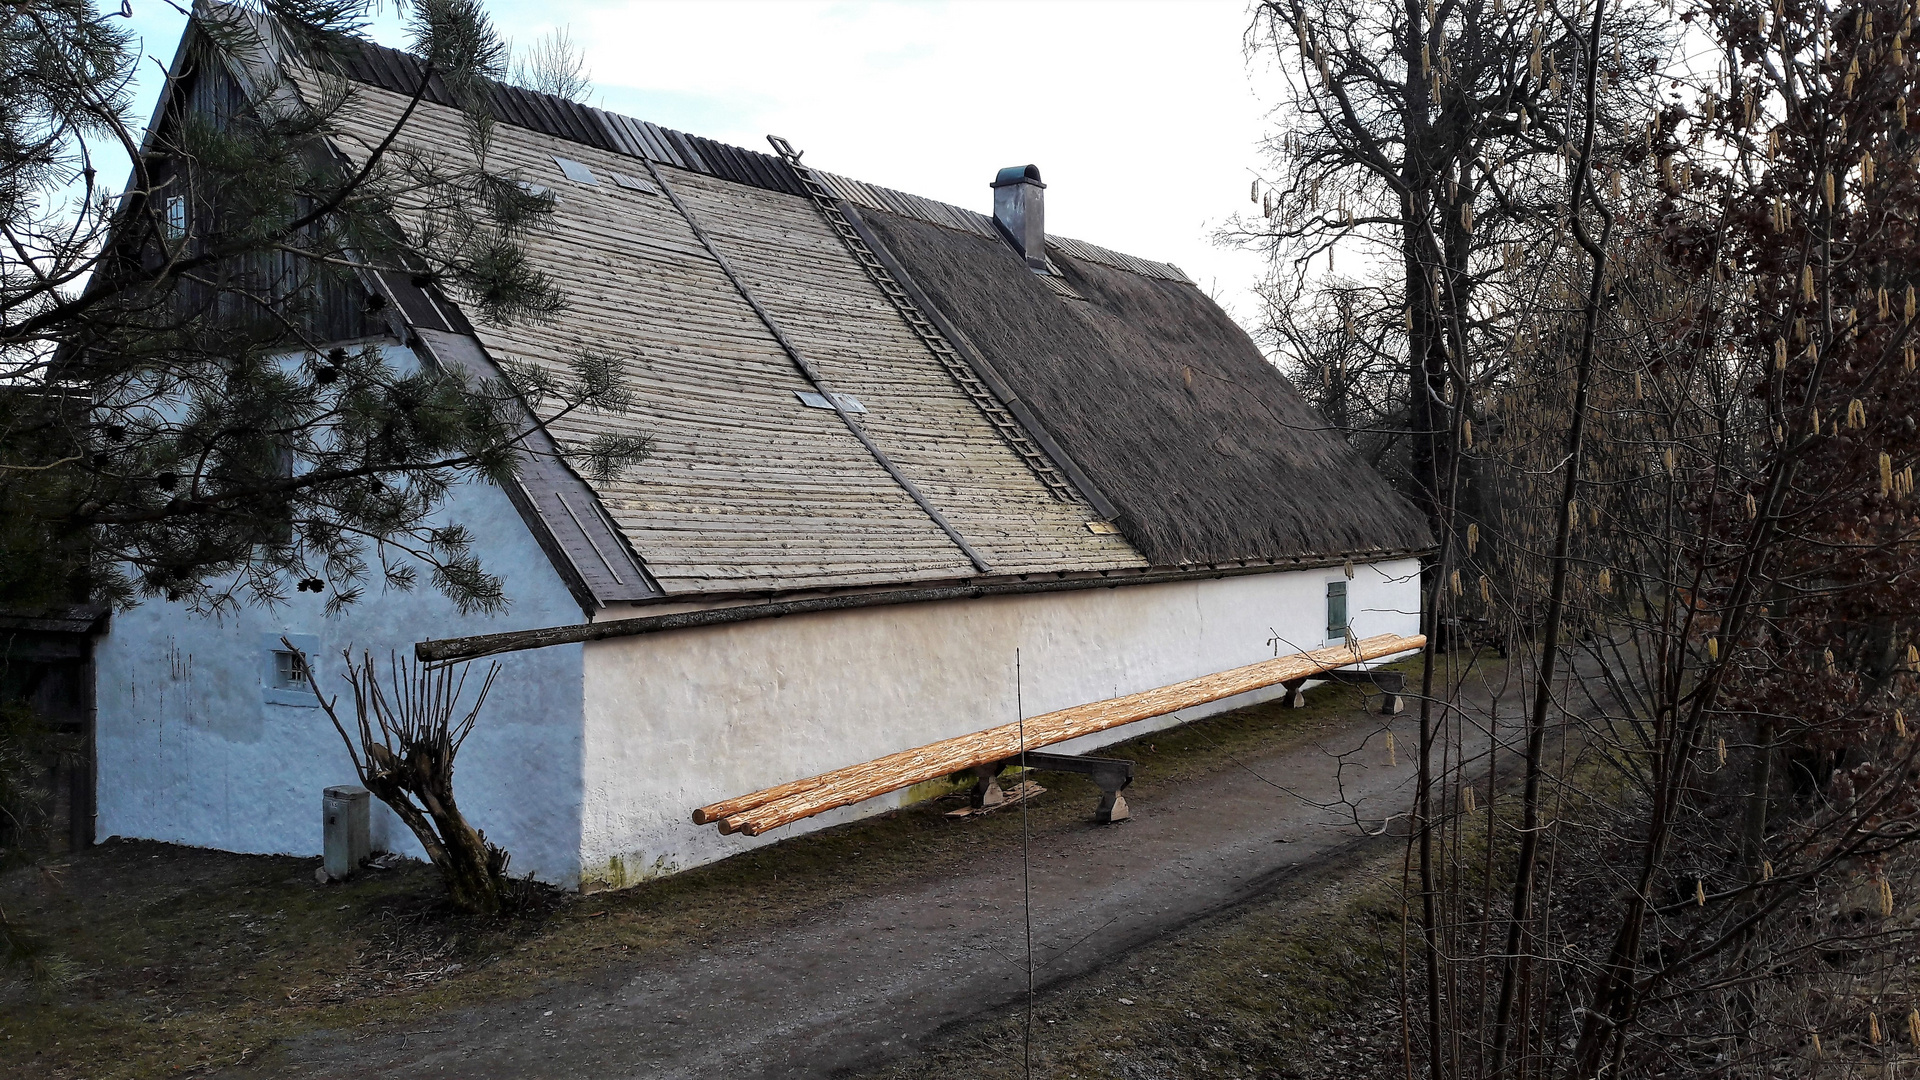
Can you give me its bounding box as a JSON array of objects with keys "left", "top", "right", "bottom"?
[
  {"left": 92, "top": 445, "right": 592, "bottom": 885},
  {"left": 577, "top": 557, "right": 1421, "bottom": 888}
]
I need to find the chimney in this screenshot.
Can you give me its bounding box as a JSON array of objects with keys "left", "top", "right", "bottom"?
[{"left": 991, "top": 164, "right": 1048, "bottom": 272}]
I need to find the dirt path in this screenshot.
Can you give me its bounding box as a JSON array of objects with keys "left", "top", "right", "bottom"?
[{"left": 248, "top": 668, "right": 1517, "bottom": 1080}]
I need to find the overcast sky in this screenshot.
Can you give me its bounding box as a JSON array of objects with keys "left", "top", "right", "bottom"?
[{"left": 123, "top": 0, "right": 1278, "bottom": 328}]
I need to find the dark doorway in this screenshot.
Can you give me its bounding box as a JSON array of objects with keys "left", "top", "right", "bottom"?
[{"left": 0, "top": 606, "right": 105, "bottom": 854}]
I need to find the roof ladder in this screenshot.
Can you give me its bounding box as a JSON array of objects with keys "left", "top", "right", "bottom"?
[
  {"left": 767, "top": 136, "right": 1079, "bottom": 504},
  {"left": 636, "top": 153, "right": 993, "bottom": 576}
]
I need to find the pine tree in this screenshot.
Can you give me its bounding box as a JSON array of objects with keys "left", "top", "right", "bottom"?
[{"left": 0, "top": 0, "right": 644, "bottom": 616}]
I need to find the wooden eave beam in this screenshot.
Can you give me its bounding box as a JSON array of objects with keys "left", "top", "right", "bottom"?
[{"left": 414, "top": 549, "right": 1435, "bottom": 663}]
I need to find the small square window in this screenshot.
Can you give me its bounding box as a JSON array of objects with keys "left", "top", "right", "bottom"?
[
  {"left": 610, "top": 170, "right": 658, "bottom": 194},
  {"left": 273, "top": 649, "right": 308, "bottom": 690},
  {"left": 553, "top": 156, "right": 598, "bottom": 185},
  {"left": 263, "top": 633, "right": 320, "bottom": 707},
  {"left": 1326, "top": 581, "right": 1349, "bottom": 638},
  {"left": 794, "top": 390, "right": 867, "bottom": 413}
]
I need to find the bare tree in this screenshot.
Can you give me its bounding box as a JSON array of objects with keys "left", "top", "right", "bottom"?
[
  {"left": 297, "top": 640, "right": 511, "bottom": 914},
  {"left": 1247, "top": 0, "right": 1920, "bottom": 1075},
  {"left": 509, "top": 26, "right": 589, "bottom": 102},
  {"left": 1244, "top": 0, "right": 1667, "bottom": 528}
]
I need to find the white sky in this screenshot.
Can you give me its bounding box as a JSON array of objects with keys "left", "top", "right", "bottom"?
[{"left": 121, "top": 0, "right": 1277, "bottom": 328}]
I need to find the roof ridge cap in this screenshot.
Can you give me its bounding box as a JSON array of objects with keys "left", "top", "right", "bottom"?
[{"left": 324, "top": 35, "right": 1190, "bottom": 283}]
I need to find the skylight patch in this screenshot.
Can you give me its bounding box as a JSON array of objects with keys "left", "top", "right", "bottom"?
[
  {"left": 553, "top": 156, "right": 598, "bottom": 185},
  {"left": 795, "top": 390, "right": 866, "bottom": 413},
  {"left": 610, "top": 171, "right": 659, "bottom": 194}
]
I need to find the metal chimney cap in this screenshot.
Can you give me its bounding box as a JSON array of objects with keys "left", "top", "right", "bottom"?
[{"left": 991, "top": 164, "right": 1045, "bottom": 188}]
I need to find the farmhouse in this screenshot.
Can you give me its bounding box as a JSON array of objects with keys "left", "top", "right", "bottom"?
[{"left": 91, "top": 12, "right": 1431, "bottom": 888}]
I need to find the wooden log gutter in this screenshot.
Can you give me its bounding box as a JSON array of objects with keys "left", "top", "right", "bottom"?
[
  {"left": 694, "top": 632, "right": 1424, "bottom": 837},
  {"left": 413, "top": 554, "right": 1430, "bottom": 663}
]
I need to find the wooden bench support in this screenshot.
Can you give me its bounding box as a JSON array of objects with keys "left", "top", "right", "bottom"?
[
  {"left": 967, "top": 762, "right": 1007, "bottom": 809},
  {"left": 1016, "top": 751, "right": 1134, "bottom": 824},
  {"left": 1314, "top": 669, "right": 1407, "bottom": 714},
  {"left": 1281, "top": 678, "right": 1309, "bottom": 708},
  {"left": 1281, "top": 670, "right": 1405, "bottom": 714}
]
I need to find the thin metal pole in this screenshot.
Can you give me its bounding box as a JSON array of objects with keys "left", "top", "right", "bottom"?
[{"left": 1019, "top": 648, "right": 1034, "bottom": 1079}]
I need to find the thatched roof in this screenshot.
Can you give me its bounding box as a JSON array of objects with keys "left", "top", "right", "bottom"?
[
  {"left": 175, "top": 16, "right": 1430, "bottom": 606},
  {"left": 858, "top": 211, "right": 1435, "bottom": 566}
]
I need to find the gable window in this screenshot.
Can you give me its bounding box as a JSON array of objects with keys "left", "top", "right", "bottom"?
[
  {"left": 164, "top": 195, "right": 187, "bottom": 238},
  {"left": 1326, "top": 581, "right": 1348, "bottom": 639}
]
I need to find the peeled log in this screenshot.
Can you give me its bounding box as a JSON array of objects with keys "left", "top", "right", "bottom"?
[
  {"left": 692, "top": 774, "right": 824, "bottom": 826},
  {"left": 702, "top": 632, "right": 1423, "bottom": 837}
]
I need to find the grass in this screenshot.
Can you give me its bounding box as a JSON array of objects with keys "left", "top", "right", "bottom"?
[{"left": 0, "top": 653, "right": 1467, "bottom": 1078}]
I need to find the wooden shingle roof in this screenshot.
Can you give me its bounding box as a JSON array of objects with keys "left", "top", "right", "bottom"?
[{"left": 259, "top": 27, "right": 1431, "bottom": 605}]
